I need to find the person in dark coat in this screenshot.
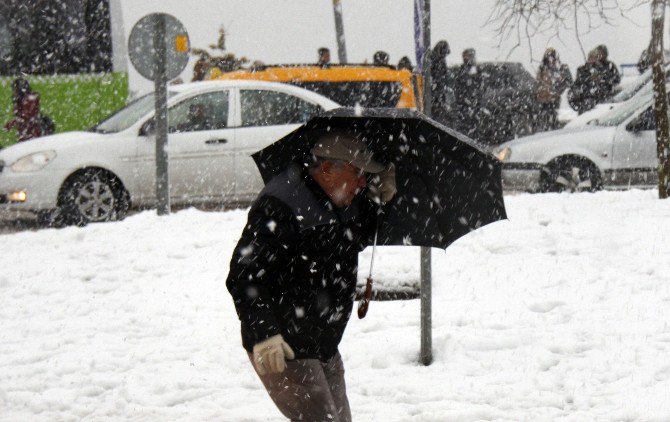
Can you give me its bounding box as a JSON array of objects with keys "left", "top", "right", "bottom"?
[
  {"left": 372, "top": 50, "right": 390, "bottom": 66},
  {"left": 637, "top": 42, "right": 670, "bottom": 74},
  {"left": 453, "top": 48, "right": 483, "bottom": 138},
  {"left": 192, "top": 56, "right": 211, "bottom": 81},
  {"left": 568, "top": 50, "right": 604, "bottom": 114},
  {"left": 317, "top": 47, "right": 331, "bottom": 66},
  {"left": 397, "top": 56, "right": 413, "bottom": 71},
  {"left": 226, "top": 131, "right": 396, "bottom": 422},
  {"left": 429, "top": 40, "right": 451, "bottom": 124},
  {"left": 4, "top": 78, "right": 42, "bottom": 142},
  {"left": 535, "top": 48, "right": 573, "bottom": 131},
  {"left": 594, "top": 44, "right": 620, "bottom": 98}
]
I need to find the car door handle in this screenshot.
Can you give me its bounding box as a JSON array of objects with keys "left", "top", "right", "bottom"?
[{"left": 205, "top": 138, "right": 228, "bottom": 145}]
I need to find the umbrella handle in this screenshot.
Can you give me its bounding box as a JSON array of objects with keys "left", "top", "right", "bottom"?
[{"left": 357, "top": 276, "right": 374, "bottom": 319}]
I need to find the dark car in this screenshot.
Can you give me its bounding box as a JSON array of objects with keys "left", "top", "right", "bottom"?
[{"left": 442, "top": 62, "right": 540, "bottom": 146}]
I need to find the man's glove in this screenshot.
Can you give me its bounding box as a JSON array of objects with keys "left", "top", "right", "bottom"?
[
  {"left": 367, "top": 163, "right": 397, "bottom": 204},
  {"left": 252, "top": 334, "right": 295, "bottom": 375}
]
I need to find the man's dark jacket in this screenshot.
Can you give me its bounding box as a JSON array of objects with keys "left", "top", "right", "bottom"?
[{"left": 226, "top": 164, "right": 376, "bottom": 361}]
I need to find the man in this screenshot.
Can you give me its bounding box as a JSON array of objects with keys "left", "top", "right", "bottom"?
[
  {"left": 226, "top": 132, "right": 396, "bottom": 421},
  {"left": 372, "top": 50, "right": 389, "bottom": 66},
  {"left": 569, "top": 48, "right": 613, "bottom": 114},
  {"left": 317, "top": 47, "right": 331, "bottom": 66},
  {"left": 453, "top": 48, "right": 483, "bottom": 138},
  {"left": 535, "top": 47, "right": 572, "bottom": 131},
  {"left": 594, "top": 44, "right": 620, "bottom": 98},
  {"left": 429, "top": 40, "right": 451, "bottom": 124}
]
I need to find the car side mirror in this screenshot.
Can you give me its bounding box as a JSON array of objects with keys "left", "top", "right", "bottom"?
[
  {"left": 626, "top": 117, "right": 649, "bottom": 133},
  {"left": 139, "top": 120, "right": 155, "bottom": 137},
  {"left": 626, "top": 119, "right": 643, "bottom": 133}
]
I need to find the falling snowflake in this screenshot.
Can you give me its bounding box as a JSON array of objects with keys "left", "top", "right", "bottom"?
[{"left": 240, "top": 245, "right": 254, "bottom": 256}]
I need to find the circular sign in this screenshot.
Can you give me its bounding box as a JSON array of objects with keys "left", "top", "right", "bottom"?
[{"left": 128, "top": 13, "right": 190, "bottom": 81}]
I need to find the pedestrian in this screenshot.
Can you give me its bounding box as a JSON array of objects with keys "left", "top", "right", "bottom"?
[
  {"left": 226, "top": 131, "right": 396, "bottom": 422},
  {"left": 453, "top": 48, "right": 483, "bottom": 138},
  {"left": 3, "top": 78, "right": 43, "bottom": 142},
  {"left": 317, "top": 47, "right": 331, "bottom": 66},
  {"left": 192, "top": 56, "right": 211, "bottom": 81},
  {"left": 429, "top": 40, "right": 451, "bottom": 124},
  {"left": 535, "top": 48, "right": 573, "bottom": 131},
  {"left": 594, "top": 44, "right": 620, "bottom": 98},
  {"left": 397, "top": 56, "right": 413, "bottom": 72},
  {"left": 637, "top": 42, "right": 670, "bottom": 74},
  {"left": 568, "top": 47, "right": 619, "bottom": 114},
  {"left": 373, "top": 50, "right": 389, "bottom": 66}
]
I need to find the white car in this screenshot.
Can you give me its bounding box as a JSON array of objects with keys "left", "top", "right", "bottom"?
[
  {"left": 0, "top": 80, "right": 339, "bottom": 224},
  {"left": 496, "top": 90, "right": 660, "bottom": 192}
]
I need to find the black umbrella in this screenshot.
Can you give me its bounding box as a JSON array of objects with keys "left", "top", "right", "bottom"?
[{"left": 252, "top": 107, "right": 507, "bottom": 250}]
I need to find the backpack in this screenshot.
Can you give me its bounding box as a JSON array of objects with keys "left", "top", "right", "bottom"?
[{"left": 40, "top": 114, "right": 55, "bottom": 136}]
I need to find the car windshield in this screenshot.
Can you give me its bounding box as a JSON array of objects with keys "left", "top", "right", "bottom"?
[
  {"left": 592, "top": 91, "right": 653, "bottom": 127},
  {"left": 91, "top": 92, "right": 176, "bottom": 133},
  {"left": 611, "top": 66, "right": 670, "bottom": 103},
  {"left": 611, "top": 69, "right": 652, "bottom": 103}
]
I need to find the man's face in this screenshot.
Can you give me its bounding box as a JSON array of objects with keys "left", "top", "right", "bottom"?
[
  {"left": 320, "top": 161, "right": 367, "bottom": 207},
  {"left": 463, "top": 52, "right": 475, "bottom": 65}
]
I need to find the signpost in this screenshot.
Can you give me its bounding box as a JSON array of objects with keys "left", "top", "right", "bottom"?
[
  {"left": 415, "top": 0, "right": 433, "bottom": 366},
  {"left": 332, "top": 0, "right": 348, "bottom": 63},
  {"left": 128, "top": 13, "right": 189, "bottom": 215}
]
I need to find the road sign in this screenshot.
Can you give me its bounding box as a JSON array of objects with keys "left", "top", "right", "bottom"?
[
  {"left": 128, "top": 13, "right": 190, "bottom": 81},
  {"left": 128, "top": 13, "right": 189, "bottom": 216}
]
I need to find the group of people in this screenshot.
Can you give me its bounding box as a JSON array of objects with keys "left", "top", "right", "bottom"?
[
  {"left": 427, "top": 41, "right": 489, "bottom": 136},
  {"left": 317, "top": 46, "right": 413, "bottom": 71},
  {"left": 427, "top": 41, "right": 622, "bottom": 134}
]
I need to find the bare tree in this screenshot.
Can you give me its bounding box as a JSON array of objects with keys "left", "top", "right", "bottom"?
[
  {"left": 486, "top": 0, "right": 646, "bottom": 62},
  {"left": 650, "top": 0, "right": 670, "bottom": 198}
]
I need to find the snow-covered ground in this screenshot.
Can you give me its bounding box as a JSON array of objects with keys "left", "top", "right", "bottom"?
[{"left": 1, "top": 190, "right": 669, "bottom": 421}]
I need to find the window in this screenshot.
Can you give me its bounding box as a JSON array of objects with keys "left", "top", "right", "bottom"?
[
  {"left": 93, "top": 92, "right": 176, "bottom": 134},
  {"left": 240, "top": 90, "right": 321, "bottom": 127},
  {"left": 629, "top": 107, "right": 656, "bottom": 131},
  {"left": 168, "top": 91, "right": 229, "bottom": 133}
]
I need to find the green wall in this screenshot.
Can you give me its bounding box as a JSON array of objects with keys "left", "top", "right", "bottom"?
[{"left": 1, "top": 72, "right": 128, "bottom": 148}]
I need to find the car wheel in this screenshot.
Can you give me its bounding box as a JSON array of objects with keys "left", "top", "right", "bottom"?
[
  {"left": 540, "top": 157, "right": 602, "bottom": 193},
  {"left": 58, "top": 170, "right": 128, "bottom": 226}
]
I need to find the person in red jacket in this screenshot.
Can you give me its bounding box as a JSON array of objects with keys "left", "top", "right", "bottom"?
[{"left": 4, "top": 78, "right": 42, "bottom": 142}]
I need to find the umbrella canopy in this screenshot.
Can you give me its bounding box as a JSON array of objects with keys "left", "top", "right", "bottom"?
[{"left": 252, "top": 107, "right": 507, "bottom": 249}]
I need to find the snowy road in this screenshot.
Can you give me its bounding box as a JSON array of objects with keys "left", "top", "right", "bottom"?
[{"left": 1, "top": 190, "right": 669, "bottom": 421}]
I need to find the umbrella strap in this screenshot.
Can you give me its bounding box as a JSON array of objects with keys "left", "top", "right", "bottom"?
[
  {"left": 358, "top": 223, "right": 379, "bottom": 319},
  {"left": 368, "top": 223, "right": 378, "bottom": 279}
]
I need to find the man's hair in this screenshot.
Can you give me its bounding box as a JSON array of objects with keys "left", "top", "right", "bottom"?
[{"left": 318, "top": 47, "right": 330, "bottom": 56}]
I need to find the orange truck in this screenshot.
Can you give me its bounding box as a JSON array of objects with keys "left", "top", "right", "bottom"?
[{"left": 207, "top": 64, "right": 422, "bottom": 109}]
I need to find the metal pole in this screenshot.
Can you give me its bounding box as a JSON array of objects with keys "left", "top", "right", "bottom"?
[
  {"left": 332, "top": 0, "right": 347, "bottom": 63},
  {"left": 420, "top": 0, "right": 433, "bottom": 367},
  {"left": 153, "top": 14, "right": 170, "bottom": 215}
]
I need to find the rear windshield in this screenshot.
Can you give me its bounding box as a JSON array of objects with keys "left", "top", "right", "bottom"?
[{"left": 289, "top": 81, "right": 403, "bottom": 107}]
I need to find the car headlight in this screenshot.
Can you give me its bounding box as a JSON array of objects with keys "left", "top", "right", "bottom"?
[
  {"left": 10, "top": 150, "right": 57, "bottom": 172},
  {"left": 496, "top": 146, "right": 511, "bottom": 162}
]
